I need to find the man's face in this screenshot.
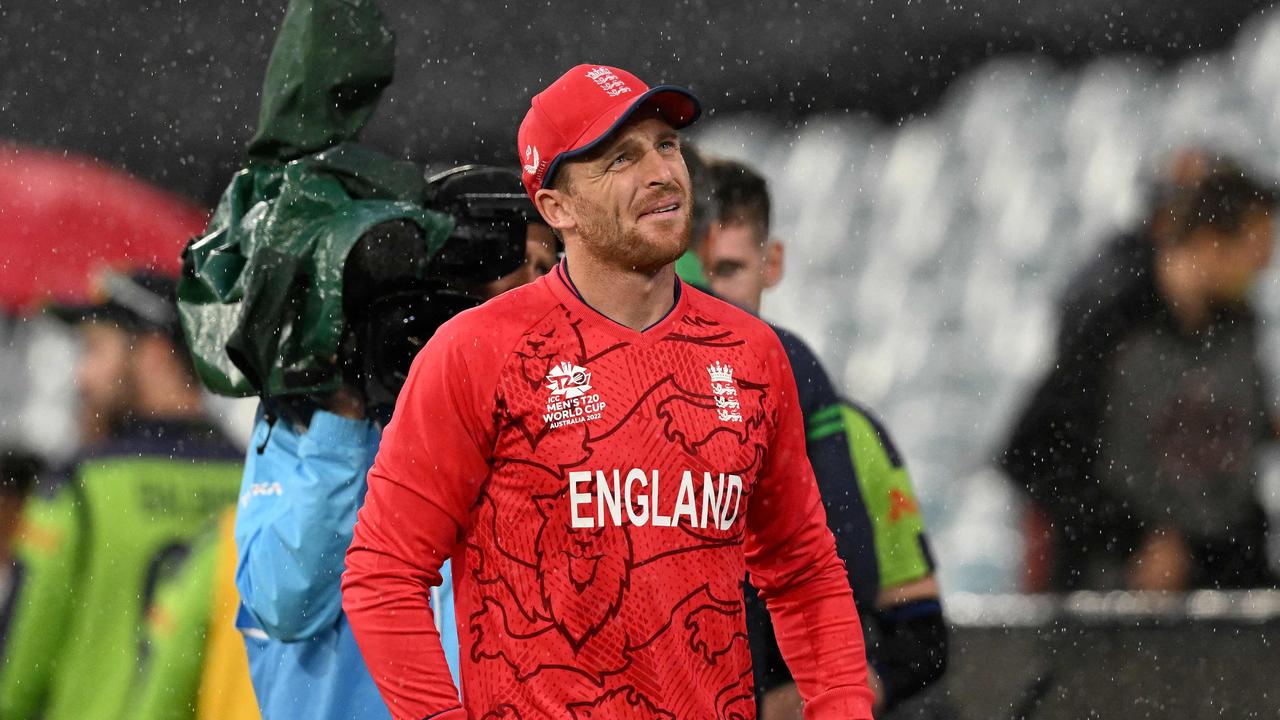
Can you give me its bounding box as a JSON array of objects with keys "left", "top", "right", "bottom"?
[
  {"left": 552, "top": 116, "right": 692, "bottom": 274},
  {"left": 75, "top": 322, "right": 132, "bottom": 429},
  {"left": 482, "top": 223, "right": 559, "bottom": 298},
  {"left": 1198, "top": 211, "right": 1275, "bottom": 302},
  {"left": 699, "top": 221, "right": 781, "bottom": 314}
]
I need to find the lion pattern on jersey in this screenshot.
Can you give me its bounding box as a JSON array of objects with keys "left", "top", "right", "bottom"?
[
  {"left": 535, "top": 496, "right": 632, "bottom": 650},
  {"left": 467, "top": 490, "right": 744, "bottom": 684},
  {"left": 466, "top": 308, "right": 771, "bottom": 717},
  {"left": 568, "top": 686, "right": 677, "bottom": 720}
]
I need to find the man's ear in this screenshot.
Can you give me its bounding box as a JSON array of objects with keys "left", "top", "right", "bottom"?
[
  {"left": 534, "top": 187, "right": 576, "bottom": 238},
  {"left": 763, "top": 239, "right": 784, "bottom": 289}
]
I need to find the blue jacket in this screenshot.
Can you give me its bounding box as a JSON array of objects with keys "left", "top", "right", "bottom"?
[{"left": 235, "top": 409, "right": 459, "bottom": 719}]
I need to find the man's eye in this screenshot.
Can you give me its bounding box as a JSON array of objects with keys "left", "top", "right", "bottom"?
[
  {"left": 659, "top": 140, "right": 678, "bottom": 152},
  {"left": 611, "top": 154, "right": 629, "bottom": 167}
]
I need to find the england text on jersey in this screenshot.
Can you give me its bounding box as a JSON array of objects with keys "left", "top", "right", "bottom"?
[{"left": 567, "top": 469, "right": 744, "bottom": 530}]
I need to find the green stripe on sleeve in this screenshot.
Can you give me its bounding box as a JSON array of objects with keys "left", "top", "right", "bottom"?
[
  {"left": 807, "top": 404, "right": 844, "bottom": 427},
  {"left": 807, "top": 419, "right": 846, "bottom": 442}
]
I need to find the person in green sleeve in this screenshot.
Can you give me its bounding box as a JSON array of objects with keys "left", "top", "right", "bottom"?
[
  {"left": 132, "top": 522, "right": 222, "bottom": 720},
  {"left": 686, "top": 155, "right": 948, "bottom": 717},
  {"left": 0, "top": 271, "right": 243, "bottom": 720},
  {"left": 131, "top": 508, "right": 261, "bottom": 720}
]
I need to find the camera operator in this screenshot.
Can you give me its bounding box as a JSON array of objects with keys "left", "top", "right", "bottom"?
[{"left": 232, "top": 165, "right": 541, "bottom": 720}]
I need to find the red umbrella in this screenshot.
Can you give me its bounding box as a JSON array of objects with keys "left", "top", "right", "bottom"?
[{"left": 0, "top": 143, "right": 209, "bottom": 314}]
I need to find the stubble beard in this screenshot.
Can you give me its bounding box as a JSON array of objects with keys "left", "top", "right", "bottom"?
[{"left": 577, "top": 192, "right": 692, "bottom": 276}]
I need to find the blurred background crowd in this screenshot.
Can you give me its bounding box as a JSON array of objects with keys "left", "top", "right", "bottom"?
[{"left": 3, "top": 0, "right": 1280, "bottom": 718}]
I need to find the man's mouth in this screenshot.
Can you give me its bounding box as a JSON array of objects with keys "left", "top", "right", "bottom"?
[{"left": 639, "top": 199, "right": 683, "bottom": 220}]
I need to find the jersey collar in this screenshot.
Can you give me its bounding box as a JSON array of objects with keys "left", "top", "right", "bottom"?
[{"left": 548, "top": 259, "right": 687, "bottom": 342}]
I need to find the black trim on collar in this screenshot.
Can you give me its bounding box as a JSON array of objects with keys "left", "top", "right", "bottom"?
[{"left": 556, "top": 259, "right": 681, "bottom": 332}]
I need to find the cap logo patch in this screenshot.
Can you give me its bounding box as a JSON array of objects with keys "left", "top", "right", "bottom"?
[
  {"left": 523, "top": 145, "right": 542, "bottom": 177},
  {"left": 585, "top": 66, "right": 632, "bottom": 97}
]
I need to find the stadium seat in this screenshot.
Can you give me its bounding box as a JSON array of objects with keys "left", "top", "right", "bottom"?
[{"left": 695, "top": 14, "right": 1280, "bottom": 593}]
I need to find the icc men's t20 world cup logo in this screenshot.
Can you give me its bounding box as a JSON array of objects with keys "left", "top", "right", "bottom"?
[
  {"left": 546, "top": 361, "right": 593, "bottom": 399},
  {"left": 543, "top": 361, "right": 605, "bottom": 429}
]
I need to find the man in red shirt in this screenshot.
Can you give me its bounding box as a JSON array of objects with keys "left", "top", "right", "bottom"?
[{"left": 342, "top": 64, "right": 874, "bottom": 720}]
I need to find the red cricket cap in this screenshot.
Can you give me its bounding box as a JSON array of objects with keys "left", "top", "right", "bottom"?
[{"left": 517, "top": 64, "right": 701, "bottom": 198}]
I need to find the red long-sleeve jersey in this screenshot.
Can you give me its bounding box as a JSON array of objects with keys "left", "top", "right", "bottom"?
[{"left": 343, "top": 263, "right": 873, "bottom": 720}]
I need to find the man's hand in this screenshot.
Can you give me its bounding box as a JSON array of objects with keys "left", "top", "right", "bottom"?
[
  {"left": 759, "top": 674, "right": 885, "bottom": 720},
  {"left": 759, "top": 682, "right": 802, "bottom": 720},
  {"left": 1127, "top": 526, "right": 1192, "bottom": 591},
  {"left": 869, "top": 668, "right": 885, "bottom": 711}
]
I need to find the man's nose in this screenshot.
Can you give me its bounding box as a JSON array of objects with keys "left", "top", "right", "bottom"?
[{"left": 640, "top": 148, "right": 676, "bottom": 186}]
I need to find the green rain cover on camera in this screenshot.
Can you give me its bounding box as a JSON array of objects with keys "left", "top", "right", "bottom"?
[{"left": 177, "top": 0, "right": 452, "bottom": 398}]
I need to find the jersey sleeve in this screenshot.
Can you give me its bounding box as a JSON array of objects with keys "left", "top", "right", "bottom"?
[
  {"left": 234, "top": 408, "right": 378, "bottom": 641},
  {"left": 342, "top": 316, "right": 501, "bottom": 720},
  {"left": 842, "top": 403, "right": 934, "bottom": 589},
  {"left": 742, "top": 335, "right": 875, "bottom": 720},
  {"left": 0, "top": 487, "right": 83, "bottom": 719},
  {"left": 131, "top": 521, "right": 219, "bottom": 720},
  {"left": 775, "top": 327, "right": 881, "bottom": 613}
]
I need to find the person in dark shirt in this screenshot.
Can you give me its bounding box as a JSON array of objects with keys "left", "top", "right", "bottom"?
[
  {"left": 689, "top": 154, "right": 947, "bottom": 717},
  {"left": 1002, "top": 156, "right": 1279, "bottom": 591}
]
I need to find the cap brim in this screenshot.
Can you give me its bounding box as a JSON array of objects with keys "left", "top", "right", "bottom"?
[
  {"left": 47, "top": 302, "right": 107, "bottom": 326},
  {"left": 544, "top": 85, "right": 702, "bottom": 189},
  {"left": 46, "top": 301, "right": 145, "bottom": 331}
]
